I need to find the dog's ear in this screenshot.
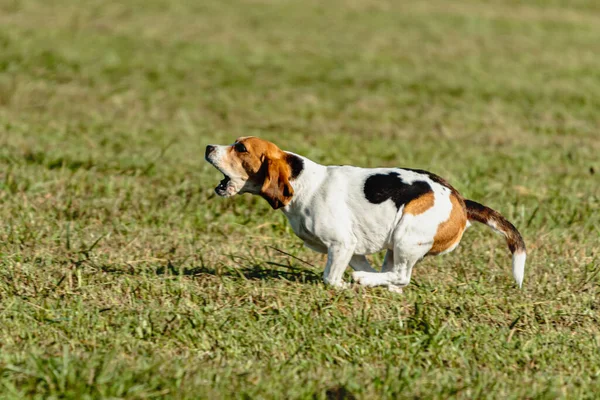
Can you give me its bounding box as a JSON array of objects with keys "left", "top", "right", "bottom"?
[{"left": 260, "top": 157, "right": 293, "bottom": 209}]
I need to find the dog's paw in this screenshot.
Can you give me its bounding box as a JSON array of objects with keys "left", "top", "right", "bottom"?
[
  {"left": 352, "top": 271, "right": 376, "bottom": 287},
  {"left": 324, "top": 279, "right": 350, "bottom": 289},
  {"left": 388, "top": 285, "right": 404, "bottom": 294}
]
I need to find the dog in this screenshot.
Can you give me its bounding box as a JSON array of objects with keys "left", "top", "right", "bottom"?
[{"left": 205, "top": 137, "right": 526, "bottom": 291}]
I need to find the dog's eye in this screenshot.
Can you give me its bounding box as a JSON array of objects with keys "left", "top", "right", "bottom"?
[{"left": 234, "top": 142, "right": 248, "bottom": 153}]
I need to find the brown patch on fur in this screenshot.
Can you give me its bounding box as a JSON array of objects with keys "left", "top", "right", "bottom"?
[
  {"left": 260, "top": 156, "right": 293, "bottom": 209},
  {"left": 428, "top": 194, "right": 467, "bottom": 255},
  {"left": 404, "top": 191, "right": 435, "bottom": 215}
]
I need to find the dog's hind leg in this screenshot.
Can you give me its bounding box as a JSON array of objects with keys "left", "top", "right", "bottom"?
[
  {"left": 352, "top": 249, "right": 426, "bottom": 290},
  {"left": 381, "top": 249, "right": 394, "bottom": 272},
  {"left": 381, "top": 250, "right": 406, "bottom": 292},
  {"left": 380, "top": 249, "right": 401, "bottom": 291},
  {"left": 353, "top": 216, "right": 431, "bottom": 290}
]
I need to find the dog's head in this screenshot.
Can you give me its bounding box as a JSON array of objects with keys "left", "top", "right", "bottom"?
[{"left": 205, "top": 137, "right": 294, "bottom": 209}]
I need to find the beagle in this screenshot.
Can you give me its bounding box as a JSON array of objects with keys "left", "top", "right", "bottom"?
[{"left": 205, "top": 137, "right": 526, "bottom": 291}]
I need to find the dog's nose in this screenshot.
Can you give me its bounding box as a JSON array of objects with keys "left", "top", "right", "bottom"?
[{"left": 205, "top": 145, "right": 216, "bottom": 160}]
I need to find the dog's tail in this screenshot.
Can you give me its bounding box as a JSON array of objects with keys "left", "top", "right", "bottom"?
[{"left": 465, "top": 200, "right": 526, "bottom": 288}]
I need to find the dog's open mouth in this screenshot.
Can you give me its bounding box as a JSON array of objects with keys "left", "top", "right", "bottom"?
[{"left": 215, "top": 174, "right": 233, "bottom": 196}]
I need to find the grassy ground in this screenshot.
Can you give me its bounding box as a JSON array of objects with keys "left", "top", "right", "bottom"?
[{"left": 1, "top": 0, "right": 599, "bottom": 398}]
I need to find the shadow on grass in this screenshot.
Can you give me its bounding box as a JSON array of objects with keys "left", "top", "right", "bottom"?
[
  {"left": 99, "top": 248, "right": 322, "bottom": 284},
  {"left": 153, "top": 259, "right": 322, "bottom": 284}
]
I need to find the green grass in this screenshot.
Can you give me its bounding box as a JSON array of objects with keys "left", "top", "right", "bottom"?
[{"left": 1, "top": 0, "right": 599, "bottom": 398}]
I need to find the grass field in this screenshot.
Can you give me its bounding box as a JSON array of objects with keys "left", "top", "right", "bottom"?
[{"left": 1, "top": 0, "right": 599, "bottom": 398}]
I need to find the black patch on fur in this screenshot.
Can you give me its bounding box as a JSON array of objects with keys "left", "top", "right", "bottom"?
[
  {"left": 286, "top": 154, "right": 304, "bottom": 179},
  {"left": 364, "top": 172, "right": 432, "bottom": 209}
]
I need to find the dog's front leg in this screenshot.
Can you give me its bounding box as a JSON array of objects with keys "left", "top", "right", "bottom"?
[{"left": 323, "top": 244, "right": 354, "bottom": 288}]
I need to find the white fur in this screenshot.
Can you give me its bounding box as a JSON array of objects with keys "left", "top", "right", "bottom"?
[{"left": 512, "top": 251, "right": 526, "bottom": 288}]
